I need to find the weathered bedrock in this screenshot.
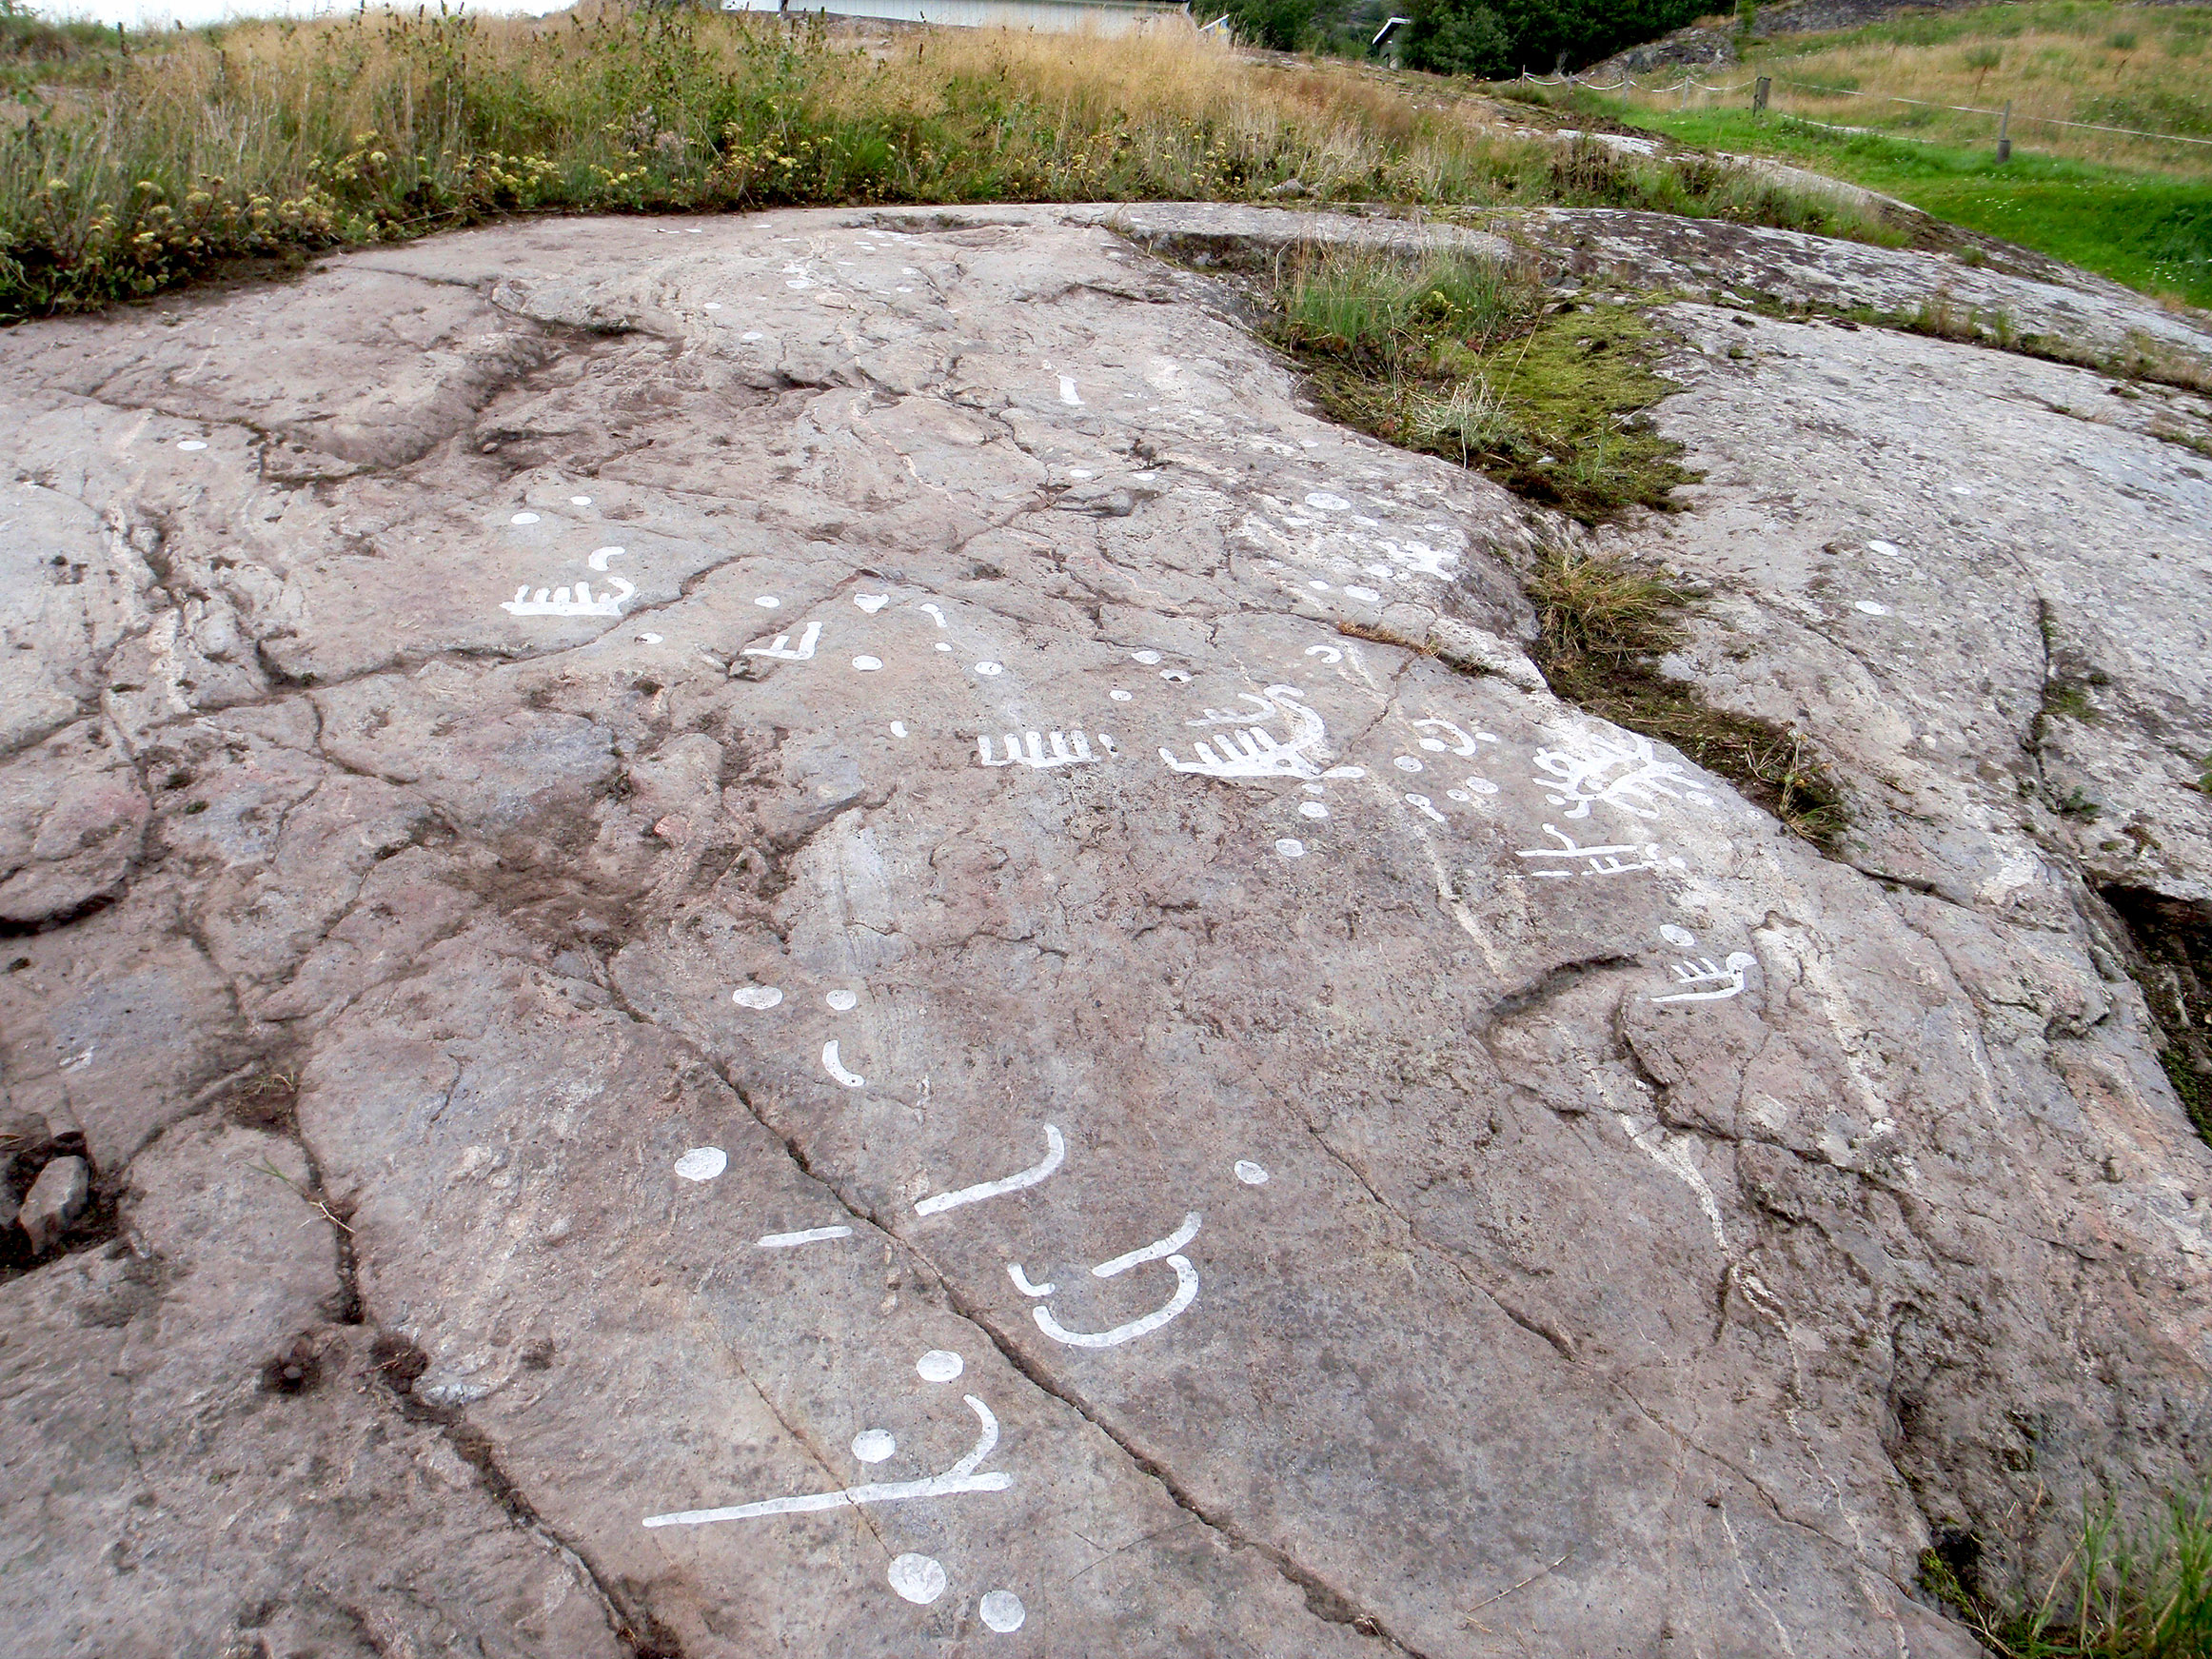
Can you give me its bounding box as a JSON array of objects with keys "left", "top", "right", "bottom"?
[{"left": 1, "top": 205, "right": 2208, "bottom": 1658}]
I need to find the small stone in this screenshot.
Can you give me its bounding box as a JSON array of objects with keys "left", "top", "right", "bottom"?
[{"left": 21, "top": 1155, "right": 89, "bottom": 1254}]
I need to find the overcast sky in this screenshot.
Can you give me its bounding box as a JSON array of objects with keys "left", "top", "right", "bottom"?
[{"left": 42, "top": 0, "right": 564, "bottom": 28}]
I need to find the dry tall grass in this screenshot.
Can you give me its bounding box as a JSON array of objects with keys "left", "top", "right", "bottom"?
[{"left": 0, "top": 2, "right": 1891, "bottom": 318}]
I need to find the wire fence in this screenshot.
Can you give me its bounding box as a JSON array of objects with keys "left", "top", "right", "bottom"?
[{"left": 1514, "top": 67, "right": 2212, "bottom": 150}]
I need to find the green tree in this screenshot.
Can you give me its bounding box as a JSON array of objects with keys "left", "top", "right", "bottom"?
[
  {"left": 1401, "top": 0, "right": 1512, "bottom": 75},
  {"left": 1223, "top": 0, "right": 1318, "bottom": 50}
]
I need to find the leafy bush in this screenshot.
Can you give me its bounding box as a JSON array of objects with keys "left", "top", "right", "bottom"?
[{"left": 1222, "top": 0, "right": 1318, "bottom": 49}]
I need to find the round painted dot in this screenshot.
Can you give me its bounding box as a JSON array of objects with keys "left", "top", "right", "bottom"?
[
  {"left": 1343, "top": 585, "right": 1381, "bottom": 602},
  {"left": 673, "top": 1147, "right": 727, "bottom": 1182},
  {"left": 979, "top": 1590, "right": 1027, "bottom": 1633},
  {"left": 1323, "top": 765, "right": 1366, "bottom": 780},
  {"left": 1446, "top": 789, "right": 1470, "bottom": 802},
  {"left": 1234, "top": 1160, "right": 1270, "bottom": 1185},
  {"left": 510, "top": 512, "right": 540, "bottom": 524},
  {"left": 1854, "top": 601, "right": 1890, "bottom": 616},
  {"left": 851, "top": 1429, "right": 896, "bottom": 1463},
  {"left": 1308, "top": 581, "right": 1332, "bottom": 591},
  {"left": 975, "top": 662, "right": 1003, "bottom": 676},
  {"left": 755, "top": 596, "right": 780, "bottom": 608},
  {"left": 1661, "top": 924, "right": 1698, "bottom": 948},
  {"left": 890, "top": 721, "right": 908, "bottom": 738},
  {"left": 1867, "top": 540, "right": 1900, "bottom": 557},
  {"left": 1393, "top": 756, "right": 1424, "bottom": 772},
  {"left": 703, "top": 302, "right": 721, "bottom": 310},
  {"left": 742, "top": 330, "right": 765, "bottom": 342},
  {"left": 1419, "top": 738, "right": 1447, "bottom": 752},
  {"left": 636, "top": 632, "right": 663, "bottom": 644},
  {"left": 570, "top": 495, "right": 593, "bottom": 505},
  {"left": 825, "top": 989, "right": 859, "bottom": 1012},
  {"left": 853, "top": 656, "right": 883, "bottom": 671},
  {"left": 1465, "top": 777, "right": 1499, "bottom": 795},
  {"left": 1274, "top": 838, "right": 1306, "bottom": 858},
  {"left": 175, "top": 439, "right": 207, "bottom": 451},
  {"left": 1068, "top": 468, "right": 1095, "bottom": 479},
  {"left": 732, "top": 984, "right": 784, "bottom": 1009},
  {"left": 1306, "top": 492, "right": 1350, "bottom": 510},
  {"left": 1131, "top": 650, "right": 1162, "bottom": 665},
  {"left": 936, "top": 642, "right": 952, "bottom": 652},
  {"left": 916, "top": 1350, "right": 963, "bottom": 1382},
  {"left": 1297, "top": 800, "right": 1328, "bottom": 820},
  {"left": 1160, "top": 669, "right": 1191, "bottom": 683},
  {"left": 888, "top": 1554, "right": 947, "bottom": 1606},
  {"left": 1110, "top": 689, "right": 1133, "bottom": 701}
]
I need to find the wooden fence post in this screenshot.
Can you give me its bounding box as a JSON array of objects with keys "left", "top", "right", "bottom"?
[
  {"left": 1997, "top": 100, "right": 2013, "bottom": 161},
  {"left": 1754, "top": 75, "right": 1770, "bottom": 112}
]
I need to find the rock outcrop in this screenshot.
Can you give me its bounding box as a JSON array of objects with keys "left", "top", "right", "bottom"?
[{"left": 1, "top": 203, "right": 2207, "bottom": 1658}]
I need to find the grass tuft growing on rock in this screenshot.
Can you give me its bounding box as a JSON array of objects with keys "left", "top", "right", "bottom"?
[
  {"left": 1527, "top": 548, "right": 1850, "bottom": 849},
  {"left": 1922, "top": 1486, "right": 2212, "bottom": 1659},
  {"left": 1270, "top": 245, "right": 1696, "bottom": 522}
]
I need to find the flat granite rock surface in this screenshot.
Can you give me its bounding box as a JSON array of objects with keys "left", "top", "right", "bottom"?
[{"left": 2, "top": 206, "right": 2209, "bottom": 1659}]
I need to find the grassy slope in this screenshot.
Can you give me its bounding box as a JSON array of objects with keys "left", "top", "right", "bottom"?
[
  {"left": 1570, "top": 0, "right": 2212, "bottom": 306},
  {"left": 1588, "top": 103, "right": 2212, "bottom": 304}
]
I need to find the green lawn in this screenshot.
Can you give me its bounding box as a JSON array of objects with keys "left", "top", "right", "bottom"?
[{"left": 1579, "top": 101, "right": 2212, "bottom": 307}]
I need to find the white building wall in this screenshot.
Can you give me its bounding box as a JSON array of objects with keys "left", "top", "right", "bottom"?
[{"left": 725, "top": 0, "right": 1193, "bottom": 35}]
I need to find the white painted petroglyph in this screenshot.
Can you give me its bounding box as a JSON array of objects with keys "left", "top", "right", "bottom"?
[
  {"left": 1393, "top": 757, "right": 1424, "bottom": 772},
  {"left": 673, "top": 1147, "right": 727, "bottom": 1182},
  {"left": 822, "top": 1042, "right": 866, "bottom": 1088},
  {"left": 642, "top": 1394, "right": 1009, "bottom": 1528},
  {"left": 1867, "top": 540, "right": 1901, "bottom": 558},
  {"left": 1406, "top": 794, "right": 1447, "bottom": 824},
  {"left": 1343, "top": 585, "right": 1382, "bottom": 603},
  {"left": 1160, "top": 670, "right": 1191, "bottom": 683},
  {"left": 1533, "top": 729, "right": 1713, "bottom": 820},
  {"left": 916, "top": 1125, "right": 1066, "bottom": 1216},
  {"left": 852, "top": 1430, "right": 897, "bottom": 1464},
  {"left": 889, "top": 1554, "right": 948, "bottom": 1605},
  {"left": 975, "top": 662, "right": 1004, "bottom": 677},
  {"left": 704, "top": 303, "right": 722, "bottom": 310},
  {"left": 1652, "top": 952, "right": 1759, "bottom": 1004},
  {"left": 1660, "top": 924, "right": 1698, "bottom": 949},
  {"left": 1160, "top": 686, "right": 1327, "bottom": 780},
  {"left": 637, "top": 632, "right": 663, "bottom": 644},
  {"left": 1447, "top": 790, "right": 1469, "bottom": 802},
  {"left": 1234, "top": 1160, "right": 1269, "bottom": 1185},
  {"left": 510, "top": 512, "right": 541, "bottom": 524},
  {"left": 1110, "top": 689, "right": 1134, "bottom": 701},
  {"left": 916, "top": 1351, "right": 964, "bottom": 1383},
  {"left": 1305, "top": 645, "right": 1343, "bottom": 664},
  {"left": 1035, "top": 1257, "right": 1199, "bottom": 1349},
  {"left": 1309, "top": 581, "right": 1332, "bottom": 591},
  {"left": 1007, "top": 1264, "right": 1056, "bottom": 1297},
  {"left": 1465, "top": 777, "right": 1499, "bottom": 795},
  {"left": 1275, "top": 839, "right": 1307, "bottom": 858},
  {"left": 825, "top": 989, "right": 859, "bottom": 1012},
  {"left": 1382, "top": 539, "right": 1455, "bottom": 579},
  {"left": 742, "top": 621, "right": 822, "bottom": 662},
  {"left": 176, "top": 439, "right": 207, "bottom": 451},
  {"left": 979, "top": 1590, "right": 1027, "bottom": 1632},
  {"left": 1514, "top": 825, "right": 1665, "bottom": 879},
  {"left": 1298, "top": 801, "right": 1328, "bottom": 819},
  {"left": 503, "top": 577, "right": 636, "bottom": 618},
  {"left": 920, "top": 603, "right": 947, "bottom": 628},
  {"left": 1324, "top": 765, "right": 1366, "bottom": 780},
  {"left": 1095, "top": 1213, "right": 1200, "bottom": 1277},
  {"left": 742, "top": 331, "right": 765, "bottom": 342},
  {"left": 1854, "top": 601, "right": 1891, "bottom": 616},
  {"left": 853, "top": 656, "right": 883, "bottom": 672},
  {"left": 757, "top": 1226, "right": 855, "bottom": 1249},
  {"left": 891, "top": 721, "right": 908, "bottom": 738},
  {"left": 1412, "top": 718, "right": 1496, "bottom": 756},
  {"left": 755, "top": 595, "right": 780, "bottom": 607},
  {"left": 977, "top": 731, "right": 1107, "bottom": 770},
  {"left": 570, "top": 495, "right": 593, "bottom": 505},
  {"left": 1058, "top": 376, "right": 1083, "bottom": 406},
  {"left": 856, "top": 593, "right": 889, "bottom": 613},
  {"left": 585, "top": 545, "right": 626, "bottom": 571},
  {"left": 733, "top": 984, "right": 784, "bottom": 1009},
  {"left": 1130, "top": 650, "right": 1161, "bottom": 665},
  {"left": 1306, "top": 492, "right": 1350, "bottom": 510}
]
